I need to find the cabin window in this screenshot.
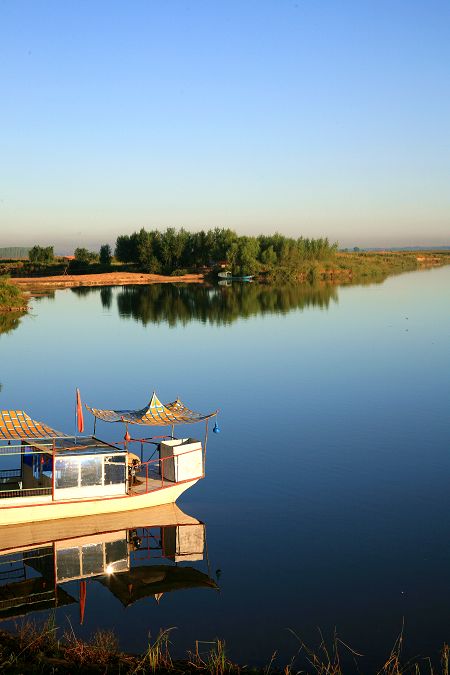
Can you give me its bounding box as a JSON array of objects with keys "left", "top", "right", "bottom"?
[
  {"left": 80, "top": 457, "right": 102, "bottom": 487},
  {"left": 82, "top": 543, "right": 104, "bottom": 576},
  {"left": 32, "top": 454, "right": 40, "bottom": 480},
  {"left": 56, "top": 548, "right": 80, "bottom": 580},
  {"left": 104, "top": 456, "right": 126, "bottom": 484},
  {"left": 55, "top": 458, "right": 79, "bottom": 489},
  {"left": 106, "top": 539, "right": 128, "bottom": 569}
]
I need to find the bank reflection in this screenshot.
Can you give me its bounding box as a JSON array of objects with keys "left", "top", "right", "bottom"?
[
  {"left": 112, "top": 282, "right": 338, "bottom": 326},
  {"left": 0, "top": 505, "right": 216, "bottom": 621}
]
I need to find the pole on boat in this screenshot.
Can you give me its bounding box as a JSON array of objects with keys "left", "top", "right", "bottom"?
[{"left": 203, "top": 419, "right": 209, "bottom": 476}]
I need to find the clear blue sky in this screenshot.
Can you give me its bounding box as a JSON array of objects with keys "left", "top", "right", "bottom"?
[{"left": 1, "top": 0, "right": 449, "bottom": 251}]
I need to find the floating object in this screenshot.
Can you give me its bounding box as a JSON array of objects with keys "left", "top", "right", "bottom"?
[
  {"left": 218, "top": 270, "right": 253, "bottom": 282},
  {"left": 0, "top": 393, "right": 219, "bottom": 526}
]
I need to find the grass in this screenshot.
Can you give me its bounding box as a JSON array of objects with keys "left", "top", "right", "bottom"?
[
  {"left": 0, "top": 619, "right": 447, "bottom": 675},
  {"left": 265, "top": 250, "right": 450, "bottom": 285},
  {"left": 0, "top": 276, "right": 26, "bottom": 311}
]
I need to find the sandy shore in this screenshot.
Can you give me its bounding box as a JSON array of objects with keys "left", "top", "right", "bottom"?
[{"left": 11, "top": 271, "right": 205, "bottom": 289}]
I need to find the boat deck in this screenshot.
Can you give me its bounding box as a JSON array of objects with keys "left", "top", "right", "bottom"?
[{"left": 129, "top": 472, "right": 168, "bottom": 495}]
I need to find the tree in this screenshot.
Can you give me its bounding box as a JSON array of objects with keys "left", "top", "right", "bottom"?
[
  {"left": 74, "top": 248, "right": 98, "bottom": 265},
  {"left": 28, "top": 245, "right": 54, "bottom": 264},
  {"left": 99, "top": 244, "right": 112, "bottom": 265},
  {"left": 227, "top": 236, "right": 260, "bottom": 276}
]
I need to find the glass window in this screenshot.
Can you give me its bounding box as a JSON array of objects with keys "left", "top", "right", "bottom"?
[
  {"left": 56, "top": 548, "right": 81, "bottom": 581},
  {"left": 105, "top": 539, "right": 128, "bottom": 567},
  {"left": 104, "top": 456, "right": 126, "bottom": 485},
  {"left": 55, "top": 458, "right": 79, "bottom": 489},
  {"left": 81, "top": 543, "right": 104, "bottom": 576},
  {"left": 80, "top": 456, "right": 102, "bottom": 487},
  {"left": 33, "top": 454, "right": 41, "bottom": 480}
]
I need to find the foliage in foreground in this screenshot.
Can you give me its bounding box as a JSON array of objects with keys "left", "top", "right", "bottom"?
[
  {"left": 0, "top": 277, "right": 26, "bottom": 310},
  {"left": 0, "top": 618, "right": 448, "bottom": 675}
]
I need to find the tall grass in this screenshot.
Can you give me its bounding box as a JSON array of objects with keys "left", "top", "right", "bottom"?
[
  {"left": 0, "top": 276, "right": 26, "bottom": 309},
  {"left": 0, "top": 620, "right": 448, "bottom": 674}
]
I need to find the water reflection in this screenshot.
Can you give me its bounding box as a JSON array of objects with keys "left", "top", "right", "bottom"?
[
  {"left": 114, "top": 282, "right": 338, "bottom": 327},
  {"left": 100, "top": 286, "right": 113, "bottom": 309},
  {"left": 0, "top": 311, "right": 25, "bottom": 338},
  {"left": 0, "top": 505, "right": 215, "bottom": 622}
]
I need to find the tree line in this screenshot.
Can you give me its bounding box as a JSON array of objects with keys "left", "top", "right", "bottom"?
[
  {"left": 114, "top": 227, "right": 338, "bottom": 275},
  {"left": 26, "top": 228, "right": 338, "bottom": 276}
]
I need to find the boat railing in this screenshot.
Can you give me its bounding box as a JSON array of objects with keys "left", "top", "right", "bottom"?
[
  {"left": 129, "top": 445, "right": 204, "bottom": 495},
  {"left": 0, "top": 486, "right": 52, "bottom": 500}
]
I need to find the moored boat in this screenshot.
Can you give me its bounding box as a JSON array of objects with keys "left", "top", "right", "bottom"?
[
  {"left": 217, "top": 270, "right": 253, "bottom": 281},
  {"left": 0, "top": 393, "right": 218, "bottom": 526}
]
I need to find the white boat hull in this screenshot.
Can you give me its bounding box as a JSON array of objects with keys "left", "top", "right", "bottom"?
[{"left": 0, "top": 478, "right": 199, "bottom": 526}]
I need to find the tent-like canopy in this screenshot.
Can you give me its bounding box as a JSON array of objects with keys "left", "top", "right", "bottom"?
[
  {"left": 0, "top": 410, "right": 68, "bottom": 441},
  {"left": 86, "top": 392, "right": 217, "bottom": 427}
]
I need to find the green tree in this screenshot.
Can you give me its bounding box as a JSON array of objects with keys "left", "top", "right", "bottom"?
[
  {"left": 28, "top": 245, "right": 54, "bottom": 264},
  {"left": 74, "top": 248, "right": 98, "bottom": 265},
  {"left": 99, "top": 244, "right": 112, "bottom": 265},
  {"left": 227, "top": 236, "right": 260, "bottom": 275}
]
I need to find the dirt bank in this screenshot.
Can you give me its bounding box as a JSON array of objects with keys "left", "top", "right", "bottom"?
[{"left": 11, "top": 271, "right": 205, "bottom": 289}]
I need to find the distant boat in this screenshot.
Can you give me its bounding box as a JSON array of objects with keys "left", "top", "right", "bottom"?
[{"left": 218, "top": 270, "right": 253, "bottom": 281}]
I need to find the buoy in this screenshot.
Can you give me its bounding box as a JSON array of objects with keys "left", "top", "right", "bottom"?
[{"left": 213, "top": 421, "right": 221, "bottom": 434}]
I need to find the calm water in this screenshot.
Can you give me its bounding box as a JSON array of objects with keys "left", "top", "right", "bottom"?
[{"left": 0, "top": 267, "right": 449, "bottom": 669}]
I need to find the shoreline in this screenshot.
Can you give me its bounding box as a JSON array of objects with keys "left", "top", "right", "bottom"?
[
  {"left": 0, "top": 622, "right": 448, "bottom": 675},
  {"left": 3, "top": 250, "right": 449, "bottom": 298},
  {"left": 10, "top": 271, "right": 205, "bottom": 290}
]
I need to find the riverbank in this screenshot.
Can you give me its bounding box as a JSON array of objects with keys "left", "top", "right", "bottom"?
[
  {"left": 0, "top": 621, "right": 448, "bottom": 675},
  {"left": 7, "top": 250, "right": 450, "bottom": 291},
  {"left": 10, "top": 271, "right": 205, "bottom": 290}
]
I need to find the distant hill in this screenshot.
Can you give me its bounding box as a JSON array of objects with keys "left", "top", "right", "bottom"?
[
  {"left": 342, "top": 246, "right": 450, "bottom": 252},
  {"left": 0, "top": 246, "right": 31, "bottom": 259},
  {"left": 368, "top": 246, "right": 450, "bottom": 251}
]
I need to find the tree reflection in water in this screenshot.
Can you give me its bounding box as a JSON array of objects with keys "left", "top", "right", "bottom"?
[
  {"left": 0, "top": 311, "right": 25, "bottom": 337},
  {"left": 112, "top": 282, "right": 338, "bottom": 327}
]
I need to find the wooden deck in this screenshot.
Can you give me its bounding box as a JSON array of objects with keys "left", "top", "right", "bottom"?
[{"left": 129, "top": 472, "right": 169, "bottom": 495}]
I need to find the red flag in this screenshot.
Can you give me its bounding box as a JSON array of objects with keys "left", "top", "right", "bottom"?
[{"left": 76, "top": 388, "right": 84, "bottom": 433}]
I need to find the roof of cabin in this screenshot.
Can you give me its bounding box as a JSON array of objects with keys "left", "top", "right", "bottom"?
[
  {"left": 0, "top": 410, "right": 68, "bottom": 441},
  {"left": 86, "top": 392, "right": 217, "bottom": 426}
]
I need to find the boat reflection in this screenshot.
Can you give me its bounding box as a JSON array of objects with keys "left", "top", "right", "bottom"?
[{"left": 0, "top": 504, "right": 216, "bottom": 621}]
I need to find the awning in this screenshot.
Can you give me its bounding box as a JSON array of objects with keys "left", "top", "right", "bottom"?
[
  {"left": 86, "top": 392, "right": 217, "bottom": 427},
  {"left": 0, "top": 410, "right": 68, "bottom": 441}
]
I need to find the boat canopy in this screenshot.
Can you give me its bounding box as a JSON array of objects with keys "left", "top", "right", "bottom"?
[
  {"left": 0, "top": 410, "right": 68, "bottom": 442},
  {"left": 86, "top": 392, "right": 217, "bottom": 427}
]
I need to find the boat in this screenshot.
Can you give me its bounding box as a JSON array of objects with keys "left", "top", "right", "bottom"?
[
  {"left": 217, "top": 270, "right": 253, "bottom": 281},
  {"left": 0, "top": 393, "right": 218, "bottom": 526},
  {"left": 0, "top": 504, "right": 217, "bottom": 621}
]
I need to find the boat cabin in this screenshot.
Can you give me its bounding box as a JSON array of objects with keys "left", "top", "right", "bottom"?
[{"left": 1, "top": 436, "right": 127, "bottom": 503}]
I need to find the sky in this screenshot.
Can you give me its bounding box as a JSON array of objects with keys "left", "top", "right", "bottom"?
[{"left": 0, "top": 0, "right": 449, "bottom": 252}]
